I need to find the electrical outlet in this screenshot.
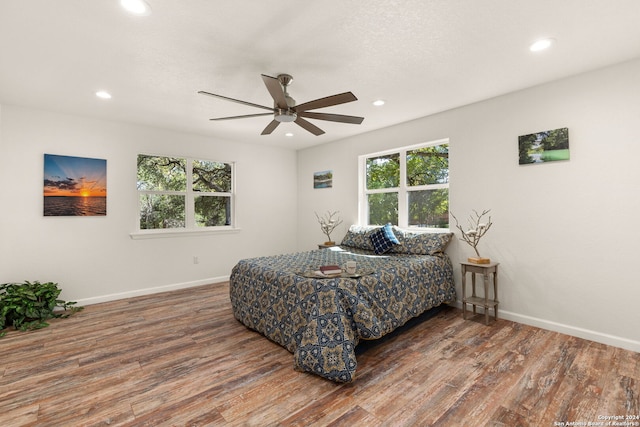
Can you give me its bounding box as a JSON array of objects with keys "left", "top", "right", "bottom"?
[{"left": 193, "top": 256, "right": 199, "bottom": 264}]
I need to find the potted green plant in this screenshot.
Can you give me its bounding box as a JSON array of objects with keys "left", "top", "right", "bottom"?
[{"left": 0, "top": 280, "right": 83, "bottom": 336}]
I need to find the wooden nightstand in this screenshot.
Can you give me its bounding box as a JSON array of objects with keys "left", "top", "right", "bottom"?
[{"left": 461, "top": 261, "right": 499, "bottom": 325}]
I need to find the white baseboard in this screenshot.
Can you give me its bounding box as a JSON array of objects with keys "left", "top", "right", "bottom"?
[
  {"left": 75, "top": 276, "right": 230, "bottom": 306},
  {"left": 451, "top": 301, "right": 640, "bottom": 353},
  {"left": 77, "top": 284, "right": 639, "bottom": 354}
]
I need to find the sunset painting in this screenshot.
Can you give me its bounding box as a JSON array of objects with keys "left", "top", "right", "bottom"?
[{"left": 44, "top": 154, "right": 107, "bottom": 216}]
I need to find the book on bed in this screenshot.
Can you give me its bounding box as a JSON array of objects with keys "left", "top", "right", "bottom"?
[{"left": 319, "top": 265, "right": 342, "bottom": 275}]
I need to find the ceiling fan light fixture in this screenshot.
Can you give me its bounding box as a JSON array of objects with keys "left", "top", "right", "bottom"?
[
  {"left": 373, "top": 99, "right": 385, "bottom": 106},
  {"left": 274, "top": 109, "right": 297, "bottom": 123}
]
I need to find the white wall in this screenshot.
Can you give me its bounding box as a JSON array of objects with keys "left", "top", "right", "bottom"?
[
  {"left": 0, "top": 105, "right": 298, "bottom": 304},
  {"left": 297, "top": 58, "right": 640, "bottom": 352},
  {"left": 2, "top": 59, "right": 638, "bottom": 352}
]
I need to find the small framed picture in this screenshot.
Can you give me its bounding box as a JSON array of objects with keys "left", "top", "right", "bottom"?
[
  {"left": 313, "top": 170, "right": 333, "bottom": 189},
  {"left": 518, "top": 127, "right": 569, "bottom": 165},
  {"left": 44, "top": 154, "right": 107, "bottom": 216}
]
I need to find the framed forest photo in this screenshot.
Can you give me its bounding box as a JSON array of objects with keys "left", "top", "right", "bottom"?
[
  {"left": 518, "top": 127, "right": 569, "bottom": 165},
  {"left": 43, "top": 154, "right": 107, "bottom": 216}
]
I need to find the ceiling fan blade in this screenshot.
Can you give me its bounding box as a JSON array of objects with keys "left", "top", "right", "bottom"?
[
  {"left": 295, "top": 92, "right": 358, "bottom": 112},
  {"left": 298, "top": 111, "right": 364, "bottom": 124},
  {"left": 198, "top": 90, "right": 274, "bottom": 112},
  {"left": 261, "top": 74, "right": 288, "bottom": 109},
  {"left": 295, "top": 117, "right": 325, "bottom": 136},
  {"left": 209, "top": 113, "right": 273, "bottom": 121},
  {"left": 261, "top": 120, "right": 280, "bottom": 135}
]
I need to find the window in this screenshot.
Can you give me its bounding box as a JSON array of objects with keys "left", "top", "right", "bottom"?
[
  {"left": 360, "top": 139, "right": 449, "bottom": 229},
  {"left": 136, "top": 154, "right": 234, "bottom": 231}
]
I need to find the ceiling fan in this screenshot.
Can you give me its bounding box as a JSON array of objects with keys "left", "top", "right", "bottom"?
[{"left": 198, "top": 74, "right": 364, "bottom": 136}]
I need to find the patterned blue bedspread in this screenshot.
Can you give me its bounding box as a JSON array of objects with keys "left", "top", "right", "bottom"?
[{"left": 229, "top": 246, "right": 456, "bottom": 382}]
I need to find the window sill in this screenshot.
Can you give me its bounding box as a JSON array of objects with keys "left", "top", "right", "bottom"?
[
  {"left": 405, "top": 227, "right": 451, "bottom": 233},
  {"left": 129, "top": 227, "right": 241, "bottom": 240}
]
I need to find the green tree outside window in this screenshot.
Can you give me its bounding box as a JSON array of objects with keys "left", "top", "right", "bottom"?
[
  {"left": 137, "top": 155, "right": 233, "bottom": 230},
  {"left": 363, "top": 141, "right": 449, "bottom": 228}
]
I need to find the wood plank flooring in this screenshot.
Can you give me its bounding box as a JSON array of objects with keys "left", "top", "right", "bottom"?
[{"left": 1, "top": 282, "right": 638, "bottom": 426}]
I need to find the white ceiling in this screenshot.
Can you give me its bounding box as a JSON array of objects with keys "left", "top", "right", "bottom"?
[{"left": 1, "top": 1, "right": 639, "bottom": 150}]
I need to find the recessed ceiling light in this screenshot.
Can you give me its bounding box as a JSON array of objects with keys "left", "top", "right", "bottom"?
[
  {"left": 372, "top": 99, "right": 385, "bottom": 107},
  {"left": 120, "top": 0, "right": 152, "bottom": 16},
  {"left": 529, "top": 38, "right": 555, "bottom": 52},
  {"left": 96, "top": 91, "right": 112, "bottom": 99}
]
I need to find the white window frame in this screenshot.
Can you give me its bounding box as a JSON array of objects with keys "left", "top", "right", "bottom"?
[
  {"left": 358, "top": 138, "right": 449, "bottom": 230},
  {"left": 130, "top": 154, "right": 239, "bottom": 239}
]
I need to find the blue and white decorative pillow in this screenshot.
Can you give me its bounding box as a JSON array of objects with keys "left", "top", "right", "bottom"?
[{"left": 369, "top": 223, "right": 400, "bottom": 254}]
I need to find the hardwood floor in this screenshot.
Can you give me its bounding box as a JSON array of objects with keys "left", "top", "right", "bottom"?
[{"left": 1, "top": 282, "right": 638, "bottom": 426}]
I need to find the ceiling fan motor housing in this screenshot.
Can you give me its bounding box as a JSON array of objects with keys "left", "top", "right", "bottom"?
[{"left": 273, "top": 74, "right": 297, "bottom": 122}]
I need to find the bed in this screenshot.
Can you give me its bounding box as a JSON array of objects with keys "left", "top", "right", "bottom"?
[{"left": 229, "top": 225, "right": 456, "bottom": 382}]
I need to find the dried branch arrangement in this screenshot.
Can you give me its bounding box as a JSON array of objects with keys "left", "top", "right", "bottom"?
[
  {"left": 451, "top": 209, "right": 493, "bottom": 258},
  {"left": 315, "top": 211, "right": 343, "bottom": 243}
]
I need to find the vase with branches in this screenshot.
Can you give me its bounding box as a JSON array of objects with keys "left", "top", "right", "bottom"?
[
  {"left": 315, "top": 211, "right": 343, "bottom": 245},
  {"left": 451, "top": 209, "right": 493, "bottom": 264}
]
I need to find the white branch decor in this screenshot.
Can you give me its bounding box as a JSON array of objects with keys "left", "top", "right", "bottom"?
[
  {"left": 315, "top": 211, "right": 343, "bottom": 244},
  {"left": 451, "top": 209, "right": 493, "bottom": 259}
]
